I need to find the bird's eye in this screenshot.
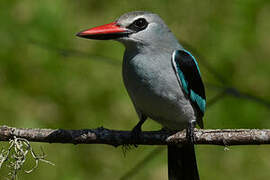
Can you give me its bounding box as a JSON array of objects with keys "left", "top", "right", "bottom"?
[
  {"left": 127, "top": 18, "right": 148, "bottom": 32},
  {"left": 133, "top": 18, "right": 148, "bottom": 28}
]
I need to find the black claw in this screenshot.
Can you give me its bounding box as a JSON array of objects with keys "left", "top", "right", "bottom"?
[
  {"left": 122, "top": 144, "right": 134, "bottom": 156},
  {"left": 121, "top": 128, "right": 140, "bottom": 154}
]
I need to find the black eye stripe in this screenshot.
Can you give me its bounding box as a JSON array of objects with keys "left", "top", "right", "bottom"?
[{"left": 127, "top": 18, "right": 148, "bottom": 32}]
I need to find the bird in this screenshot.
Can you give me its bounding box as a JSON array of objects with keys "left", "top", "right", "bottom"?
[{"left": 76, "top": 11, "right": 206, "bottom": 180}]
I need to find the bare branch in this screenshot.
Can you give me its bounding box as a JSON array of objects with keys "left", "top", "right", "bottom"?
[{"left": 1, "top": 126, "right": 270, "bottom": 146}]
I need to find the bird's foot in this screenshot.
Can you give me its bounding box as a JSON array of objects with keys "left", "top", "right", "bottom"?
[
  {"left": 129, "top": 124, "right": 143, "bottom": 148},
  {"left": 186, "top": 120, "right": 196, "bottom": 144},
  {"left": 122, "top": 117, "right": 146, "bottom": 151},
  {"left": 121, "top": 127, "right": 141, "bottom": 155},
  {"left": 121, "top": 124, "right": 143, "bottom": 152}
]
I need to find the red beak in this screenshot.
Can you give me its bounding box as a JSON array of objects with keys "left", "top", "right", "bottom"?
[{"left": 76, "top": 22, "right": 130, "bottom": 40}]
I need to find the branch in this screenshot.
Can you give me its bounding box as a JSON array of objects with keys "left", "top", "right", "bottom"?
[{"left": 1, "top": 126, "right": 270, "bottom": 146}]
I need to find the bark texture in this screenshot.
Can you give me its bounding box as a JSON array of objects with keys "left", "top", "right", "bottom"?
[{"left": 1, "top": 126, "right": 270, "bottom": 146}]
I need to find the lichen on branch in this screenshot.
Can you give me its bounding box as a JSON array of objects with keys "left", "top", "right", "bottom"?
[{"left": 0, "top": 136, "right": 54, "bottom": 180}]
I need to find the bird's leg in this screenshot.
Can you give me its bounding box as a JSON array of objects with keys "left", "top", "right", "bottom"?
[
  {"left": 131, "top": 119, "right": 145, "bottom": 136},
  {"left": 186, "top": 119, "right": 196, "bottom": 144},
  {"left": 122, "top": 115, "right": 147, "bottom": 153},
  {"left": 130, "top": 115, "right": 147, "bottom": 147}
]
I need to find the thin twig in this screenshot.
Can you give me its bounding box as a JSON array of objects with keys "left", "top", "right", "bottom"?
[
  {"left": 206, "top": 83, "right": 270, "bottom": 109},
  {"left": 28, "top": 38, "right": 270, "bottom": 110},
  {"left": 28, "top": 38, "right": 121, "bottom": 66}
]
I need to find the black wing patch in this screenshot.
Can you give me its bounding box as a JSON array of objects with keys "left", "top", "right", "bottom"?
[{"left": 171, "top": 49, "right": 206, "bottom": 121}]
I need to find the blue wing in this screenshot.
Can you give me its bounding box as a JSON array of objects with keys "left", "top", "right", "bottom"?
[{"left": 171, "top": 49, "right": 206, "bottom": 127}]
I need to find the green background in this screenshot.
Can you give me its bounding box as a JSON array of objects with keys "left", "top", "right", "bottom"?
[{"left": 1, "top": 0, "right": 270, "bottom": 179}]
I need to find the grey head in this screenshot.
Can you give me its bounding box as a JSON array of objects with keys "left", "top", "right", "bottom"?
[
  {"left": 77, "top": 11, "right": 182, "bottom": 51},
  {"left": 116, "top": 11, "right": 181, "bottom": 50}
]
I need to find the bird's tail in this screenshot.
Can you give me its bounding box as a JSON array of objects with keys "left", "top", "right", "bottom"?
[{"left": 168, "top": 144, "right": 199, "bottom": 180}]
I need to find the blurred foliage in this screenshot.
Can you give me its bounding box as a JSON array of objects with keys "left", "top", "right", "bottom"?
[{"left": 0, "top": 0, "right": 270, "bottom": 179}]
